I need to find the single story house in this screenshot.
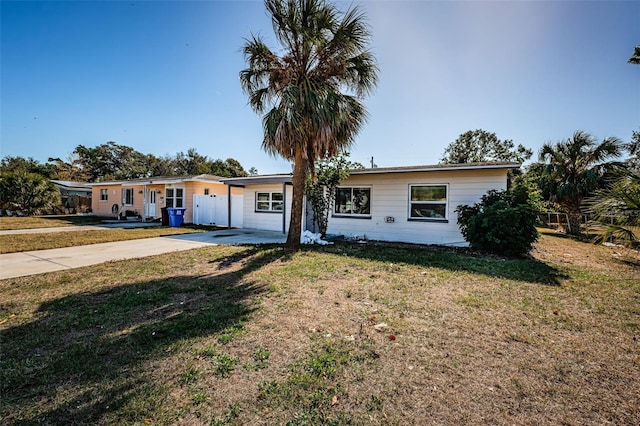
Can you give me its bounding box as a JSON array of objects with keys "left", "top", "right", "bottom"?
[
  {"left": 51, "top": 180, "right": 93, "bottom": 213},
  {"left": 90, "top": 174, "right": 243, "bottom": 225},
  {"left": 221, "top": 162, "right": 519, "bottom": 246}
]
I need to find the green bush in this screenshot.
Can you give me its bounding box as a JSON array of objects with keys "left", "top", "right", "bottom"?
[
  {"left": 456, "top": 187, "right": 539, "bottom": 256},
  {"left": 0, "top": 171, "right": 60, "bottom": 214}
]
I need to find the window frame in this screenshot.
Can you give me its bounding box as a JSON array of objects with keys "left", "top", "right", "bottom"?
[
  {"left": 165, "top": 187, "right": 185, "bottom": 208},
  {"left": 100, "top": 188, "right": 108, "bottom": 202},
  {"left": 123, "top": 188, "right": 134, "bottom": 206},
  {"left": 333, "top": 186, "right": 372, "bottom": 218},
  {"left": 255, "top": 191, "right": 284, "bottom": 213},
  {"left": 408, "top": 184, "right": 449, "bottom": 222}
]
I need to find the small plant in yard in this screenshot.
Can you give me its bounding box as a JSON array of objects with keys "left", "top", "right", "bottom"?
[
  {"left": 217, "top": 321, "right": 244, "bottom": 345},
  {"left": 245, "top": 347, "right": 271, "bottom": 370},
  {"left": 191, "top": 390, "right": 208, "bottom": 405},
  {"left": 180, "top": 367, "right": 200, "bottom": 385},
  {"left": 456, "top": 186, "right": 539, "bottom": 256},
  {"left": 212, "top": 353, "right": 240, "bottom": 378},
  {"left": 210, "top": 403, "right": 241, "bottom": 426}
]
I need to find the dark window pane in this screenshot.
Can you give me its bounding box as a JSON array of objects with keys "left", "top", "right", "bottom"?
[
  {"left": 411, "top": 185, "right": 446, "bottom": 201},
  {"left": 335, "top": 188, "right": 352, "bottom": 214}
]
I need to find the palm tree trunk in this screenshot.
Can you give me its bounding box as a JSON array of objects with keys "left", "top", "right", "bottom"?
[
  {"left": 286, "top": 150, "right": 307, "bottom": 250},
  {"left": 566, "top": 210, "right": 583, "bottom": 235}
]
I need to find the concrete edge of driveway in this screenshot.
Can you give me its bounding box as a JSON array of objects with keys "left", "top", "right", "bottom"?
[{"left": 0, "top": 229, "right": 286, "bottom": 280}]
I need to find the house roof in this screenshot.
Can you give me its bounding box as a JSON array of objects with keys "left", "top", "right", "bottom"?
[
  {"left": 220, "top": 174, "right": 293, "bottom": 186},
  {"left": 348, "top": 161, "right": 521, "bottom": 175},
  {"left": 88, "top": 174, "right": 226, "bottom": 186},
  {"left": 219, "top": 162, "right": 520, "bottom": 186},
  {"left": 51, "top": 180, "right": 93, "bottom": 192}
]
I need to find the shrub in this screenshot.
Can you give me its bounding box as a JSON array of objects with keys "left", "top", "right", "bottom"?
[
  {"left": 0, "top": 171, "right": 60, "bottom": 214},
  {"left": 456, "top": 187, "right": 539, "bottom": 256}
]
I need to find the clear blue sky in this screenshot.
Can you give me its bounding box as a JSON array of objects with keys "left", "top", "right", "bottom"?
[{"left": 1, "top": 0, "right": 638, "bottom": 174}]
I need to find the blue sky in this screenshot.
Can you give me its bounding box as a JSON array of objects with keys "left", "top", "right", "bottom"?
[{"left": 1, "top": 0, "right": 638, "bottom": 174}]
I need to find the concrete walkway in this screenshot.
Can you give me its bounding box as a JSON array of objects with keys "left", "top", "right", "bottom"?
[{"left": 0, "top": 228, "right": 286, "bottom": 280}]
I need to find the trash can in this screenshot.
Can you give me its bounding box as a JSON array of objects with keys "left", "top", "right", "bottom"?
[
  {"left": 161, "top": 207, "right": 169, "bottom": 226},
  {"left": 167, "top": 207, "right": 186, "bottom": 227}
]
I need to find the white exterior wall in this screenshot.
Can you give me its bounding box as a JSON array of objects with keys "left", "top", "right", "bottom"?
[
  {"left": 326, "top": 169, "right": 508, "bottom": 246},
  {"left": 241, "top": 183, "right": 293, "bottom": 233}
]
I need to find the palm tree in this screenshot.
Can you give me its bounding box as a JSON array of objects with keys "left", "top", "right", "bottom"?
[
  {"left": 240, "top": 0, "right": 378, "bottom": 250},
  {"left": 629, "top": 46, "right": 640, "bottom": 65},
  {"left": 587, "top": 173, "right": 640, "bottom": 247},
  {"left": 539, "top": 130, "right": 623, "bottom": 235}
]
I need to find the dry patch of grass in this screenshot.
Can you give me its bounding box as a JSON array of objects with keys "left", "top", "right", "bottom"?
[
  {"left": 0, "top": 227, "right": 206, "bottom": 254},
  {"left": 1, "top": 235, "right": 638, "bottom": 425},
  {"left": 0, "top": 215, "right": 107, "bottom": 230}
]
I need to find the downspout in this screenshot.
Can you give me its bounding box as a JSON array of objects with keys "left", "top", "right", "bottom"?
[{"left": 142, "top": 184, "right": 147, "bottom": 222}]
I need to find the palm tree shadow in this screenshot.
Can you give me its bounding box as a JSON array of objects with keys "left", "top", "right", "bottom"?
[
  {"left": 311, "top": 241, "right": 566, "bottom": 286},
  {"left": 1, "top": 246, "right": 289, "bottom": 425}
]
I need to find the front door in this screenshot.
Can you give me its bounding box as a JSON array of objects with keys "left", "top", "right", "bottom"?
[{"left": 145, "top": 190, "right": 157, "bottom": 218}]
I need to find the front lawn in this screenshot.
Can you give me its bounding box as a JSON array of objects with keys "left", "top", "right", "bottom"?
[
  {"left": 1, "top": 232, "right": 638, "bottom": 425},
  {"left": 0, "top": 214, "right": 108, "bottom": 230},
  {"left": 0, "top": 227, "right": 208, "bottom": 254}
]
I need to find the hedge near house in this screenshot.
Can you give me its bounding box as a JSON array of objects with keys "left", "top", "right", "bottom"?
[
  {"left": 456, "top": 187, "right": 539, "bottom": 256},
  {"left": 0, "top": 171, "right": 60, "bottom": 214}
]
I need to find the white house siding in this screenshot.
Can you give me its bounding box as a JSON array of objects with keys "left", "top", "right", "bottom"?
[
  {"left": 241, "top": 184, "right": 293, "bottom": 233},
  {"left": 325, "top": 168, "right": 508, "bottom": 246}
]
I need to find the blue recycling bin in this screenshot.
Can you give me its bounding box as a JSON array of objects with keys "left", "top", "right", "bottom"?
[{"left": 167, "top": 207, "right": 186, "bottom": 227}]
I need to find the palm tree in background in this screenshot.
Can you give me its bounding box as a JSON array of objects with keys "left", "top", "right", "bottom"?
[
  {"left": 628, "top": 46, "right": 640, "bottom": 64},
  {"left": 539, "top": 130, "right": 623, "bottom": 235},
  {"left": 587, "top": 174, "right": 640, "bottom": 247},
  {"left": 240, "top": 0, "right": 378, "bottom": 250}
]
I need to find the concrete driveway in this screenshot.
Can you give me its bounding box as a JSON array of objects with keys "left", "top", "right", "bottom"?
[{"left": 0, "top": 228, "right": 286, "bottom": 280}]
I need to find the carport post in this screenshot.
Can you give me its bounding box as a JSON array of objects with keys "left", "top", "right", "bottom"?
[
  {"left": 227, "top": 184, "right": 232, "bottom": 229},
  {"left": 282, "top": 182, "right": 287, "bottom": 234}
]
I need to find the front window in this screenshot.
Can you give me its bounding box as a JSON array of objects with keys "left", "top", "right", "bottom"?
[
  {"left": 166, "top": 188, "right": 184, "bottom": 208},
  {"left": 409, "top": 184, "right": 447, "bottom": 220},
  {"left": 100, "top": 189, "right": 108, "bottom": 201},
  {"left": 334, "top": 187, "right": 371, "bottom": 216},
  {"left": 124, "top": 188, "right": 134, "bottom": 205},
  {"left": 256, "top": 192, "right": 283, "bottom": 212}
]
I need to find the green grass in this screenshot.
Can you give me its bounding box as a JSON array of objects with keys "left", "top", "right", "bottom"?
[
  {"left": 0, "top": 214, "right": 108, "bottom": 230},
  {"left": 0, "top": 226, "right": 208, "bottom": 253},
  {"left": 1, "top": 235, "right": 639, "bottom": 425}
]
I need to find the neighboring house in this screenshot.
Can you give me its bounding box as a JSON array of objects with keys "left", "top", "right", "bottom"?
[
  {"left": 222, "top": 162, "right": 519, "bottom": 246},
  {"left": 90, "top": 175, "right": 243, "bottom": 225},
  {"left": 51, "top": 180, "right": 92, "bottom": 212}
]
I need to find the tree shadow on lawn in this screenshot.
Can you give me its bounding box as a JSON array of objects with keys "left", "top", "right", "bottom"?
[
  {"left": 310, "top": 241, "right": 565, "bottom": 286},
  {"left": 38, "top": 214, "right": 109, "bottom": 226},
  {"left": 1, "top": 247, "right": 288, "bottom": 425}
]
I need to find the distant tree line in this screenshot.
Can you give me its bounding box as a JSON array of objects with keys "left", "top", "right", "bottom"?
[
  {"left": 0, "top": 142, "right": 252, "bottom": 214},
  {"left": 1, "top": 141, "right": 251, "bottom": 183}
]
